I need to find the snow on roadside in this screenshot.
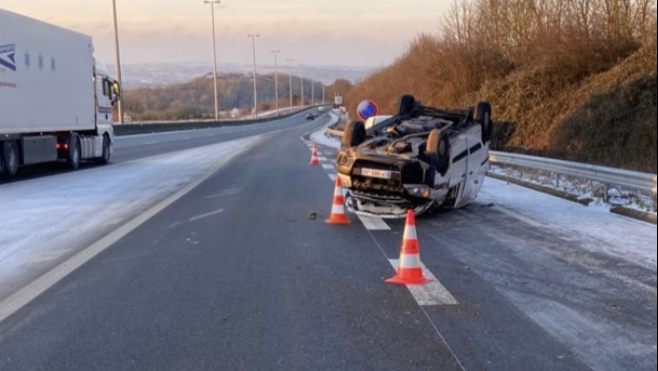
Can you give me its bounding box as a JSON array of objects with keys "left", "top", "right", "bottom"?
[
  {"left": 0, "top": 135, "right": 262, "bottom": 299},
  {"left": 479, "top": 178, "right": 657, "bottom": 270},
  {"left": 489, "top": 165, "right": 657, "bottom": 215},
  {"left": 310, "top": 112, "right": 341, "bottom": 149}
]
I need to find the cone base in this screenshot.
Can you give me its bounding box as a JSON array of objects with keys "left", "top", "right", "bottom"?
[
  {"left": 385, "top": 275, "right": 432, "bottom": 286},
  {"left": 326, "top": 216, "right": 350, "bottom": 224},
  {"left": 310, "top": 160, "right": 319, "bottom": 165}
]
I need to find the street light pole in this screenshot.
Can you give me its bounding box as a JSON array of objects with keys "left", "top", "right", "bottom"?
[
  {"left": 247, "top": 34, "right": 259, "bottom": 118},
  {"left": 111, "top": 0, "right": 124, "bottom": 123},
  {"left": 204, "top": 0, "right": 221, "bottom": 121},
  {"left": 271, "top": 50, "right": 280, "bottom": 116},
  {"left": 299, "top": 64, "right": 304, "bottom": 107},
  {"left": 311, "top": 77, "right": 314, "bottom": 105},
  {"left": 286, "top": 58, "right": 294, "bottom": 109}
]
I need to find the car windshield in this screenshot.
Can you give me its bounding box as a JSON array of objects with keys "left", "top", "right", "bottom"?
[{"left": 1, "top": 2, "right": 655, "bottom": 371}]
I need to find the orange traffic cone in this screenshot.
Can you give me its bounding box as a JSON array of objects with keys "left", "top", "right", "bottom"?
[
  {"left": 326, "top": 176, "right": 351, "bottom": 224},
  {"left": 310, "top": 143, "right": 319, "bottom": 166},
  {"left": 386, "top": 209, "right": 432, "bottom": 285}
]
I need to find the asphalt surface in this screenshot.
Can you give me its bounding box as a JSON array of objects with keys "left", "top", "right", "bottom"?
[
  {"left": 0, "top": 109, "right": 323, "bottom": 183},
  {"left": 0, "top": 113, "right": 655, "bottom": 370}
]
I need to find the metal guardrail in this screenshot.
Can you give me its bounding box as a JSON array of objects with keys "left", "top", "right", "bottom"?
[
  {"left": 323, "top": 126, "right": 657, "bottom": 195},
  {"left": 489, "top": 151, "right": 657, "bottom": 195}
]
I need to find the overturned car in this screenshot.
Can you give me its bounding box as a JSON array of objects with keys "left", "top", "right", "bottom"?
[{"left": 336, "top": 95, "right": 493, "bottom": 218}]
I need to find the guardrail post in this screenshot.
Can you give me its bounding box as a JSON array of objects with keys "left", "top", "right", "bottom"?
[{"left": 603, "top": 184, "right": 610, "bottom": 202}]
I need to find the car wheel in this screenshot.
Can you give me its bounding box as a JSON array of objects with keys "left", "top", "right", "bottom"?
[
  {"left": 97, "top": 135, "right": 111, "bottom": 164},
  {"left": 426, "top": 129, "right": 450, "bottom": 175},
  {"left": 342, "top": 121, "right": 366, "bottom": 148},
  {"left": 398, "top": 95, "right": 417, "bottom": 117},
  {"left": 474, "top": 101, "right": 493, "bottom": 143},
  {"left": 2, "top": 141, "right": 20, "bottom": 177},
  {"left": 67, "top": 134, "right": 81, "bottom": 170}
]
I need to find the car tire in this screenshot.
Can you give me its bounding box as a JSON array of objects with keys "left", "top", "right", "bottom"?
[
  {"left": 2, "top": 141, "right": 20, "bottom": 177},
  {"left": 67, "top": 134, "right": 81, "bottom": 170},
  {"left": 398, "top": 95, "right": 417, "bottom": 117},
  {"left": 474, "top": 102, "right": 493, "bottom": 143},
  {"left": 426, "top": 129, "right": 450, "bottom": 175},
  {"left": 342, "top": 121, "right": 366, "bottom": 148},
  {"left": 97, "top": 135, "right": 111, "bottom": 164}
]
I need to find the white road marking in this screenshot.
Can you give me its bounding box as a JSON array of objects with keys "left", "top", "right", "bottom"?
[
  {"left": 493, "top": 205, "right": 544, "bottom": 228},
  {"left": 328, "top": 174, "right": 337, "bottom": 181},
  {"left": 189, "top": 208, "right": 225, "bottom": 222},
  {"left": 205, "top": 187, "right": 242, "bottom": 199},
  {"left": 144, "top": 141, "right": 158, "bottom": 145},
  {"left": 388, "top": 260, "right": 459, "bottom": 306},
  {"left": 322, "top": 164, "right": 334, "bottom": 170},
  {"left": 357, "top": 215, "right": 391, "bottom": 230},
  {"left": 318, "top": 157, "right": 328, "bottom": 162}
]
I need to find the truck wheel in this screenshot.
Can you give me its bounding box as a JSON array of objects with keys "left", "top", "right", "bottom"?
[
  {"left": 474, "top": 102, "right": 493, "bottom": 143},
  {"left": 67, "top": 135, "right": 81, "bottom": 170},
  {"left": 97, "top": 135, "right": 111, "bottom": 164},
  {"left": 426, "top": 129, "right": 450, "bottom": 175},
  {"left": 398, "top": 95, "right": 417, "bottom": 117},
  {"left": 2, "top": 141, "right": 20, "bottom": 177},
  {"left": 342, "top": 121, "right": 366, "bottom": 148}
]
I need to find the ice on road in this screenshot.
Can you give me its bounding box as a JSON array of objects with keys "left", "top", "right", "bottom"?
[{"left": 0, "top": 135, "right": 262, "bottom": 299}]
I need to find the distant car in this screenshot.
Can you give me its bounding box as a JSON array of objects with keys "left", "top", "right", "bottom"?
[
  {"left": 336, "top": 95, "right": 493, "bottom": 218},
  {"left": 306, "top": 112, "right": 317, "bottom": 120}
]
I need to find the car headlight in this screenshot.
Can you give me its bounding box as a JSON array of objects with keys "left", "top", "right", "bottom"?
[{"left": 404, "top": 185, "right": 431, "bottom": 198}]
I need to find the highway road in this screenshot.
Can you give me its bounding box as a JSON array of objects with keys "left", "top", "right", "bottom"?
[{"left": 0, "top": 112, "right": 656, "bottom": 371}]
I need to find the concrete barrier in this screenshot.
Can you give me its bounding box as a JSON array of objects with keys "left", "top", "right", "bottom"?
[{"left": 113, "top": 106, "right": 326, "bottom": 136}]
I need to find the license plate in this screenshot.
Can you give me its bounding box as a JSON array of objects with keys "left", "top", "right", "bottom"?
[{"left": 361, "top": 168, "right": 391, "bottom": 179}]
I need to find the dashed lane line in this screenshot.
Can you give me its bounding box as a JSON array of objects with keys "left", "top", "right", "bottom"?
[
  {"left": 357, "top": 214, "right": 391, "bottom": 231},
  {"left": 388, "top": 260, "right": 459, "bottom": 306}
]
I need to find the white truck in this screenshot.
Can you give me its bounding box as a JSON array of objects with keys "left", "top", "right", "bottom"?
[{"left": 0, "top": 8, "right": 119, "bottom": 178}]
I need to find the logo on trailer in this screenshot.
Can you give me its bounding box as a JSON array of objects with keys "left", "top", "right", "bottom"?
[{"left": 0, "top": 44, "right": 17, "bottom": 71}]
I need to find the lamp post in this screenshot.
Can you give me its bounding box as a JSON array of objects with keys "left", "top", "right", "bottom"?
[
  {"left": 299, "top": 64, "right": 304, "bottom": 107},
  {"left": 286, "top": 58, "right": 294, "bottom": 109},
  {"left": 247, "top": 34, "right": 259, "bottom": 118},
  {"left": 204, "top": 0, "right": 221, "bottom": 121},
  {"left": 311, "top": 77, "right": 314, "bottom": 105},
  {"left": 271, "top": 50, "right": 280, "bottom": 116},
  {"left": 111, "top": 0, "right": 124, "bottom": 123}
]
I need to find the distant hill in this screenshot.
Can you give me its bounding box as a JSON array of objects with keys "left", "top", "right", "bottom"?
[
  {"left": 111, "top": 62, "right": 374, "bottom": 89},
  {"left": 122, "top": 72, "right": 354, "bottom": 121},
  {"left": 342, "top": 0, "right": 657, "bottom": 173}
]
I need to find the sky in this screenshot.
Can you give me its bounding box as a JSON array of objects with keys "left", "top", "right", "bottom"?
[{"left": 1, "top": 0, "right": 452, "bottom": 69}]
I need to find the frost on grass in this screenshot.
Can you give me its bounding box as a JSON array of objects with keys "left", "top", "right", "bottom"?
[{"left": 490, "top": 165, "right": 657, "bottom": 215}]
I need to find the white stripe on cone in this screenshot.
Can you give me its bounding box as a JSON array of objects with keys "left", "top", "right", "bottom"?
[
  {"left": 331, "top": 204, "right": 346, "bottom": 214},
  {"left": 403, "top": 226, "right": 417, "bottom": 241},
  {"left": 399, "top": 253, "right": 422, "bottom": 269}
]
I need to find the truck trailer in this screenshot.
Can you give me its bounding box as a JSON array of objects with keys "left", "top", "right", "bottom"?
[{"left": 0, "top": 8, "right": 119, "bottom": 178}]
